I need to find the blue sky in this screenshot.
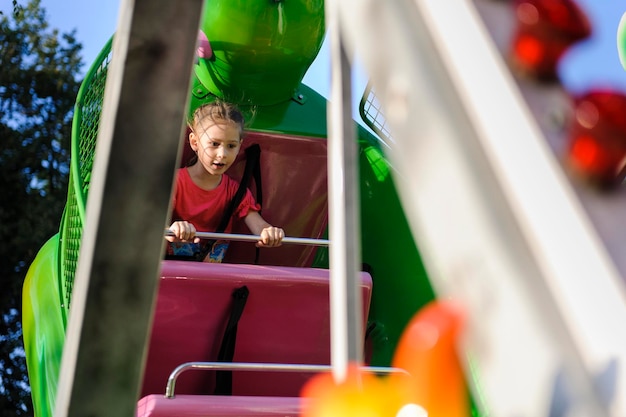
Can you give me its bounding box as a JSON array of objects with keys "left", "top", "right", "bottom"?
[
  {"left": 33, "top": 0, "right": 626, "bottom": 101},
  {"left": 559, "top": 0, "right": 626, "bottom": 94}
]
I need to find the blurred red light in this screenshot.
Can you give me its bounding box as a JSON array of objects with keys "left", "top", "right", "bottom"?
[
  {"left": 514, "top": 34, "right": 545, "bottom": 68},
  {"left": 570, "top": 135, "right": 600, "bottom": 170},
  {"left": 567, "top": 90, "right": 626, "bottom": 188},
  {"left": 511, "top": 0, "right": 592, "bottom": 81}
]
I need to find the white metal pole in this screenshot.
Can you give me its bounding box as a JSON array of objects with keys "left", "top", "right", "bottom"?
[
  {"left": 325, "top": 0, "right": 364, "bottom": 383},
  {"left": 164, "top": 230, "right": 330, "bottom": 246}
]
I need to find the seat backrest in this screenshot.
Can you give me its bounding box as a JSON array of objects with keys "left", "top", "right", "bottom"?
[
  {"left": 140, "top": 261, "right": 373, "bottom": 398},
  {"left": 179, "top": 131, "right": 328, "bottom": 267},
  {"left": 137, "top": 395, "right": 302, "bottom": 417}
]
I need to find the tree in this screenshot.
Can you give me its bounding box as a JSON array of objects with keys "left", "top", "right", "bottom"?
[
  {"left": 0, "top": 0, "right": 82, "bottom": 414},
  {"left": 0, "top": 2, "right": 21, "bottom": 16}
]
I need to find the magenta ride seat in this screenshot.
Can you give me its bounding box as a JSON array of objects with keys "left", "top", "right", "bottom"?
[
  {"left": 139, "top": 261, "right": 373, "bottom": 400},
  {"left": 136, "top": 395, "right": 304, "bottom": 417},
  {"left": 138, "top": 130, "right": 366, "bottom": 416}
]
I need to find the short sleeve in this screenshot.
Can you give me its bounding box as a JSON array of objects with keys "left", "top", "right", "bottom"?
[{"left": 235, "top": 187, "right": 261, "bottom": 218}]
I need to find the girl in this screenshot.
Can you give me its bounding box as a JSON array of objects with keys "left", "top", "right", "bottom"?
[{"left": 166, "top": 101, "right": 284, "bottom": 261}]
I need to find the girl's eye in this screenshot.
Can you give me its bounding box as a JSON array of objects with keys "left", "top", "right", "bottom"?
[
  {"left": 210, "top": 142, "right": 220, "bottom": 147},
  {"left": 228, "top": 144, "right": 238, "bottom": 149}
]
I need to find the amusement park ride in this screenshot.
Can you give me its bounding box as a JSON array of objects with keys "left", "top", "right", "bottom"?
[{"left": 20, "top": 0, "right": 626, "bottom": 416}]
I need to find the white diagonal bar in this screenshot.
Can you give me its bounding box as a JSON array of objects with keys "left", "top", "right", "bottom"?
[{"left": 336, "top": 0, "right": 626, "bottom": 415}]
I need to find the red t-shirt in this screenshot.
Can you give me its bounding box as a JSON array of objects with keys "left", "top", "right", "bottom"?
[{"left": 171, "top": 167, "right": 260, "bottom": 233}]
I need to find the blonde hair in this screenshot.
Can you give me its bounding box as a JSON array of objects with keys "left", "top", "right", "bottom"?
[{"left": 189, "top": 100, "right": 245, "bottom": 137}]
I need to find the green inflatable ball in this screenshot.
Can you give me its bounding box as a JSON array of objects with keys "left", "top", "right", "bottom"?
[{"left": 618, "top": 12, "right": 626, "bottom": 70}]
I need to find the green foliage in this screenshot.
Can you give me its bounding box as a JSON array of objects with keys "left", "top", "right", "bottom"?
[{"left": 0, "top": 0, "right": 82, "bottom": 414}]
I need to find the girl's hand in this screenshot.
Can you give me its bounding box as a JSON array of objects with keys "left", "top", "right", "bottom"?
[
  {"left": 166, "top": 221, "right": 200, "bottom": 243},
  {"left": 257, "top": 226, "right": 284, "bottom": 247}
]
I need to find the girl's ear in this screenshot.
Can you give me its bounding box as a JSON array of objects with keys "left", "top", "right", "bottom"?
[{"left": 189, "top": 131, "right": 199, "bottom": 151}]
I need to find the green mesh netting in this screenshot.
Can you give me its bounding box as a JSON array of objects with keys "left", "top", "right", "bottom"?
[
  {"left": 359, "top": 82, "right": 393, "bottom": 145},
  {"left": 59, "top": 38, "right": 113, "bottom": 314}
]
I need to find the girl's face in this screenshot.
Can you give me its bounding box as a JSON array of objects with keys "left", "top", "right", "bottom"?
[{"left": 189, "top": 119, "right": 242, "bottom": 176}]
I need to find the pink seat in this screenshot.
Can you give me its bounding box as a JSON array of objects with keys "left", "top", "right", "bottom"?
[
  {"left": 140, "top": 261, "right": 373, "bottom": 399},
  {"left": 137, "top": 395, "right": 302, "bottom": 417}
]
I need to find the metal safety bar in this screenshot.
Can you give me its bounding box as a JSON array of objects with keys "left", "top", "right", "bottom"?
[
  {"left": 165, "top": 361, "right": 409, "bottom": 398},
  {"left": 164, "top": 230, "right": 330, "bottom": 247}
]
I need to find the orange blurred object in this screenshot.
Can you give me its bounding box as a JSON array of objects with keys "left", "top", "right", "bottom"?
[
  {"left": 391, "top": 300, "right": 469, "bottom": 417},
  {"left": 301, "top": 301, "right": 469, "bottom": 417},
  {"left": 301, "top": 364, "right": 422, "bottom": 417}
]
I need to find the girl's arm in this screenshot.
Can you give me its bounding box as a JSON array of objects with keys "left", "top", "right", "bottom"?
[{"left": 244, "top": 211, "right": 284, "bottom": 247}]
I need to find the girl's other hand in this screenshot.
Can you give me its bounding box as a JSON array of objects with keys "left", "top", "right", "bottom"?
[
  {"left": 257, "top": 226, "right": 284, "bottom": 247},
  {"left": 166, "top": 221, "right": 200, "bottom": 243}
]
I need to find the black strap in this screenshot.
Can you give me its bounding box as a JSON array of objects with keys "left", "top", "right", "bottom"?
[
  {"left": 251, "top": 146, "right": 263, "bottom": 212},
  {"left": 194, "top": 144, "right": 262, "bottom": 262},
  {"left": 248, "top": 146, "right": 263, "bottom": 264},
  {"left": 218, "top": 144, "right": 261, "bottom": 233},
  {"left": 214, "top": 285, "right": 250, "bottom": 395}
]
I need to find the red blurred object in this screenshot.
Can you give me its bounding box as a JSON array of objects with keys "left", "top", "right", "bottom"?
[
  {"left": 567, "top": 90, "right": 626, "bottom": 188},
  {"left": 511, "top": 0, "right": 591, "bottom": 81}
]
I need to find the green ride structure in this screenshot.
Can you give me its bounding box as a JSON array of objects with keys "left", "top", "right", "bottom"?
[{"left": 22, "top": 1, "right": 440, "bottom": 417}]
